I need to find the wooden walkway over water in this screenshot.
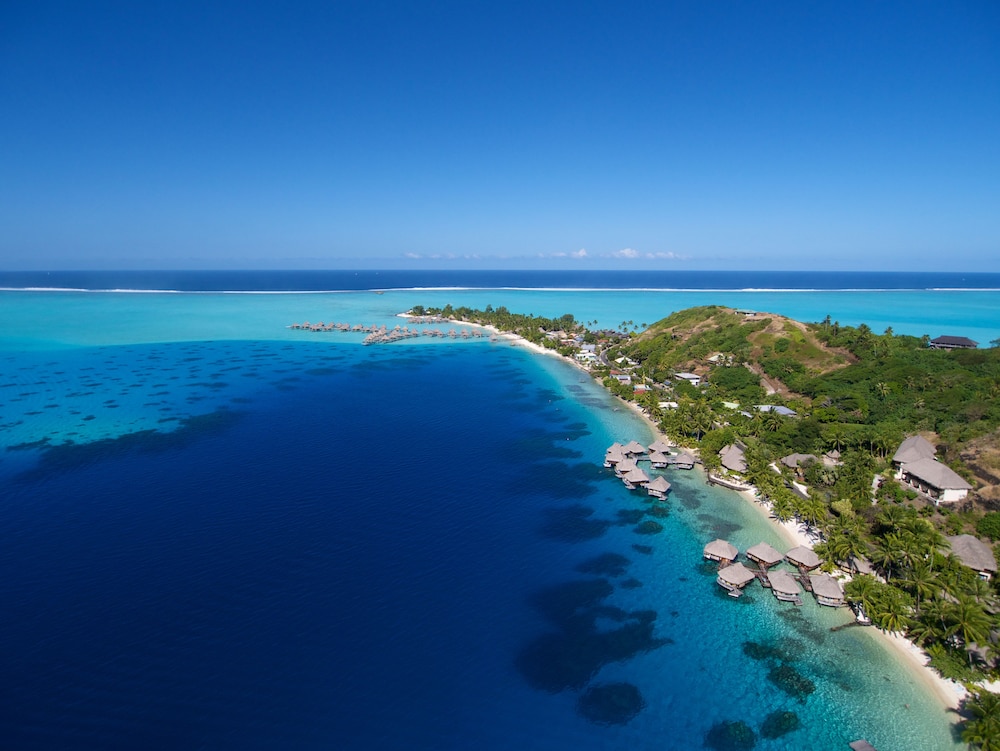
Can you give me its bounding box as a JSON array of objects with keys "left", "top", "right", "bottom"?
[{"left": 289, "top": 321, "right": 489, "bottom": 345}]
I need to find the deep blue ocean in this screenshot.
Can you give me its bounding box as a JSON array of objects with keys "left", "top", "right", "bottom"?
[
  {"left": 3, "top": 269, "right": 1000, "bottom": 292},
  {"left": 1, "top": 270, "right": 989, "bottom": 750}
]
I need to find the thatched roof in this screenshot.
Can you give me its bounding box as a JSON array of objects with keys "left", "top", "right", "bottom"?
[
  {"left": 780, "top": 453, "right": 818, "bottom": 469},
  {"left": 615, "top": 459, "right": 637, "bottom": 474},
  {"left": 848, "top": 740, "right": 878, "bottom": 751},
  {"left": 746, "top": 542, "right": 784, "bottom": 566},
  {"left": 809, "top": 573, "right": 845, "bottom": 603},
  {"left": 718, "top": 562, "right": 756, "bottom": 588},
  {"left": 648, "top": 439, "right": 672, "bottom": 453},
  {"left": 947, "top": 534, "right": 998, "bottom": 573},
  {"left": 623, "top": 441, "right": 646, "bottom": 455},
  {"left": 668, "top": 451, "right": 696, "bottom": 467},
  {"left": 624, "top": 468, "right": 650, "bottom": 485},
  {"left": 648, "top": 451, "right": 670, "bottom": 464},
  {"left": 646, "top": 476, "right": 671, "bottom": 494},
  {"left": 903, "top": 457, "right": 972, "bottom": 491},
  {"left": 719, "top": 444, "right": 747, "bottom": 473},
  {"left": 767, "top": 569, "right": 800, "bottom": 597},
  {"left": 893, "top": 435, "right": 936, "bottom": 464},
  {"left": 786, "top": 545, "right": 821, "bottom": 570},
  {"left": 704, "top": 539, "right": 738, "bottom": 561},
  {"left": 605, "top": 447, "right": 626, "bottom": 463}
]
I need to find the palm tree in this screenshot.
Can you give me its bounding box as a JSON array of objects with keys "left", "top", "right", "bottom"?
[
  {"left": 771, "top": 493, "right": 795, "bottom": 523},
  {"left": 945, "top": 595, "right": 993, "bottom": 664},
  {"left": 844, "top": 575, "right": 880, "bottom": 617},
  {"left": 903, "top": 559, "right": 938, "bottom": 613},
  {"left": 962, "top": 690, "right": 1000, "bottom": 751},
  {"left": 874, "top": 596, "right": 911, "bottom": 634},
  {"left": 873, "top": 533, "right": 905, "bottom": 580}
]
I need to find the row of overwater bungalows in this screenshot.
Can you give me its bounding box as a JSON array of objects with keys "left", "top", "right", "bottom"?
[
  {"left": 604, "top": 441, "right": 698, "bottom": 499},
  {"left": 704, "top": 538, "right": 846, "bottom": 607}
]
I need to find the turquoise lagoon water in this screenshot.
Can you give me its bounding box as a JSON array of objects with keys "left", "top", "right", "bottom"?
[{"left": 1, "top": 281, "right": 988, "bottom": 750}]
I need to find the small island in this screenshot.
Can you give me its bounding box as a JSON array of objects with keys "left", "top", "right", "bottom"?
[{"left": 401, "top": 302, "right": 1000, "bottom": 747}]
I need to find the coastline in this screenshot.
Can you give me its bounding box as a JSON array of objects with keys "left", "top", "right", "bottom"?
[{"left": 489, "top": 323, "right": 971, "bottom": 717}]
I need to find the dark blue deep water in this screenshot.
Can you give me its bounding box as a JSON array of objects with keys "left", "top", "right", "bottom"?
[{"left": 2, "top": 342, "right": 673, "bottom": 750}]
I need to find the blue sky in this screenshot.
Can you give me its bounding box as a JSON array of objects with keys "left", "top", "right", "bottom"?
[{"left": 1, "top": 1, "right": 998, "bottom": 271}]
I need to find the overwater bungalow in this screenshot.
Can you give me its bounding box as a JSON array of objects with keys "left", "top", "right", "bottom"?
[
  {"left": 767, "top": 569, "right": 803, "bottom": 604},
  {"left": 786, "top": 545, "right": 822, "bottom": 572},
  {"left": 717, "top": 563, "right": 757, "bottom": 597},
  {"left": 703, "top": 539, "right": 738, "bottom": 564},
  {"left": 604, "top": 444, "right": 626, "bottom": 467},
  {"left": 648, "top": 450, "right": 670, "bottom": 469},
  {"left": 809, "top": 573, "right": 846, "bottom": 607},
  {"left": 746, "top": 542, "right": 784, "bottom": 569},
  {"left": 648, "top": 439, "right": 672, "bottom": 454},
  {"left": 667, "top": 451, "right": 696, "bottom": 470},
  {"left": 622, "top": 467, "right": 651, "bottom": 490},
  {"left": 848, "top": 741, "right": 878, "bottom": 751},
  {"left": 614, "top": 458, "right": 637, "bottom": 478},
  {"left": 645, "top": 476, "right": 671, "bottom": 499},
  {"left": 623, "top": 440, "right": 646, "bottom": 456}
]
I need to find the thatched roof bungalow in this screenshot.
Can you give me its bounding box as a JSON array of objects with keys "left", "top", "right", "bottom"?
[
  {"left": 645, "top": 476, "right": 671, "bottom": 500},
  {"left": 786, "top": 545, "right": 822, "bottom": 571},
  {"left": 648, "top": 451, "right": 670, "bottom": 469},
  {"left": 809, "top": 573, "right": 846, "bottom": 607},
  {"left": 614, "top": 459, "right": 637, "bottom": 477},
  {"left": 623, "top": 440, "right": 647, "bottom": 456},
  {"left": 717, "top": 562, "right": 756, "bottom": 595},
  {"left": 746, "top": 542, "right": 784, "bottom": 568},
  {"left": 703, "top": 539, "right": 738, "bottom": 563},
  {"left": 719, "top": 444, "right": 747, "bottom": 473},
  {"left": 622, "top": 467, "right": 650, "bottom": 489},
  {"left": 668, "top": 451, "right": 696, "bottom": 470},
  {"left": 766, "top": 570, "right": 802, "bottom": 603},
  {"left": 947, "top": 534, "right": 998, "bottom": 580}
]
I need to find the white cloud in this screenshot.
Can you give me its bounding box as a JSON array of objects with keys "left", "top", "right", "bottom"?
[
  {"left": 613, "top": 248, "right": 640, "bottom": 258},
  {"left": 646, "top": 251, "right": 690, "bottom": 260},
  {"left": 571, "top": 248, "right": 588, "bottom": 258},
  {"left": 403, "top": 252, "right": 422, "bottom": 259}
]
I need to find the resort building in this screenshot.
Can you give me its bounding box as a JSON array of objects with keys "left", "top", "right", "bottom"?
[
  {"left": 786, "top": 545, "right": 822, "bottom": 572},
  {"left": 929, "top": 335, "right": 978, "bottom": 350},
  {"left": 809, "top": 574, "right": 846, "bottom": 607},
  {"left": 893, "top": 436, "right": 972, "bottom": 504},
  {"left": 703, "top": 539, "right": 738, "bottom": 564},
  {"left": 766, "top": 569, "right": 802, "bottom": 604},
  {"left": 645, "top": 476, "right": 671, "bottom": 500},
  {"left": 674, "top": 372, "right": 702, "bottom": 387},
  {"left": 746, "top": 542, "right": 784, "bottom": 570},
  {"left": 719, "top": 443, "right": 747, "bottom": 474},
  {"left": 946, "top": 534, "right": 998, "bottom": 580},
  {"left": 667, "top": 451, "right": 696, "bottom": 470},
  {"left": 717, "top": 562, "right": 756, "bottom": 596},
  {"left": 755, "top": 404, "right": 797, "bottom": 417}
]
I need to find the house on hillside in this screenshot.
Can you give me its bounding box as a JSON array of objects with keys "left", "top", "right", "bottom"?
[
  {"left": 674, "top": 372, "right": 702, "bottom": 388},
  {"left": 756, "top": 404, "right": 797, "bottom": 417},
  {"left": 893, "top": 435, "right": 936, "bottom": 465},
  {"left": 893, "top": 436, "right": 972, "bottom": 504},
  {"left": 947, "top": 534, "right": 998, "bottom": 580},
  {"left": 929, "top": 336, "right": 978, "bottom": 350}
]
